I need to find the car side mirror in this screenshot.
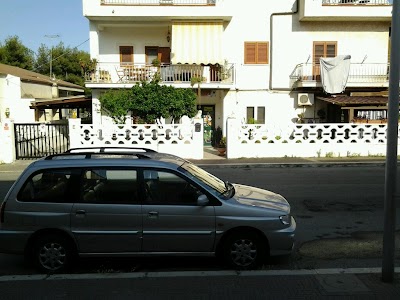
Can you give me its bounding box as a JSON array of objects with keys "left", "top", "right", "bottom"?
[{"left": 197, "top": 194, "right": 209, "bottom": 206}]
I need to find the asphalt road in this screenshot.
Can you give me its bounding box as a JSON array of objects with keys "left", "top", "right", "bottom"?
[{"left": 0, "top": 163, "right": 399, "bottom": 275}]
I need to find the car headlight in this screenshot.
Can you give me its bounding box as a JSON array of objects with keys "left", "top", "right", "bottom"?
[{"left": 279, "top": 215, "right": 291, "bottom": 225}]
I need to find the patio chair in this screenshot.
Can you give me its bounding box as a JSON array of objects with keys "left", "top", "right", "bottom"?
[{"left": 115, "top": 66, "right": 126, "bottom": 82}]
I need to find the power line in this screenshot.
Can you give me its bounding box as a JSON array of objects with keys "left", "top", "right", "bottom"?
[{"left": 33, "top": 38, "right": 90, "bottom": 72}]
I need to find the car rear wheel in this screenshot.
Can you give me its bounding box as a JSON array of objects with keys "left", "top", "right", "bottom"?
[
  {"left": 223, "top": 231, "right": 266, "bottom": 270},
  {"left": 33, "top": 234, "right": 73, "bottom": 273}
]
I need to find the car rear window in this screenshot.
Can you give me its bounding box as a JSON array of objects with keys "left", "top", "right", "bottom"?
[{"left": 18, "top": 169, "right": 78, "bottom": 203}]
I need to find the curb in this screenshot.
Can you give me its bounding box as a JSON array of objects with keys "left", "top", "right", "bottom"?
[
  {"left": 192, "top": 161, "right": 388, "bottom": 168},
  {"left": 0, "top": 267, "right": 398, "bottom": 282}
]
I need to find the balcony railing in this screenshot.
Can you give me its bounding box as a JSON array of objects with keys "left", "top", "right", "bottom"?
[
  {"left": 101, "top": 0, "right": 216, "bottom": 5},
  {"left": 322, "top": 0, "right": 391, "bottom": 5},
  {"left": 290, "top": 63, "right": 389, "bottom": 83},
  {"left": 85, "top": 62, "right": 234, "bottom": 85}
]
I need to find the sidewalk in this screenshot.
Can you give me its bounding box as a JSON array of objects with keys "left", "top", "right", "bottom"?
[
  {"left": 0, "top": 150, "right": 390, "bottom": 172},
  {"left": 189, "top": 146, "right": 389, "bottom": 167},
  {"left": 0, "top": 268, "right": 399, "bottom": 299}
]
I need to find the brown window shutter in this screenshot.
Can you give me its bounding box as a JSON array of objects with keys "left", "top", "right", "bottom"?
[
  {"left": 326, "top": 43, "right": 337, "bottom": 57},
  {"left": 313, "top": 43, "right": 325, "bottom": 64},
  {"left": 257, "top": 42, "right": 269, "bottom": 64},
  {"left": 120, "top": 46, "right": 133, "bottom": 65},
  {"left": 244, "top": 42, "right": 256, "bottom": 64}
]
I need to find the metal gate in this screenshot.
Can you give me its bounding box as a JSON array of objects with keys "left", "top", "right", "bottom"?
[{"left": 14, "top": 123, "right": 70, "bottom": 159}]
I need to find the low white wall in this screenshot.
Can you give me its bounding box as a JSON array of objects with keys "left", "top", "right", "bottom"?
[
  {"left": 69, "top": 118, "right": 204, "bottom": 159},
  {"left": 226, "top": 118, "right": 396, "bottom": 158}
]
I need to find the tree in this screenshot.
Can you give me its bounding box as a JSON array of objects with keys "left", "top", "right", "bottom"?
[
  {"left": 99, "top": 89, "right": 133, "bottom": 124},
  {"left": 34, "top": 42, "right": 91, "bottom": 87},
  {"left": 100, "top": 77, "right": 197, "bottom": 124},
  {"left": 190, "top": 76, "right": 205, "bottom": 108},
  {"left": 0, "top": 36, "right": 35, "bottom": 70}
]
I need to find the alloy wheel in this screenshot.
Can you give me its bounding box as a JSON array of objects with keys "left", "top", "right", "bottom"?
[{"left": 230, "top": 238, "right": 258, "bottom": 267}]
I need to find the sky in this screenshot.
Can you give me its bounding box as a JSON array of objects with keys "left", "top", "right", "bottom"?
[{"left": 0, "top": 0, "right": 90, "bottom": 56}]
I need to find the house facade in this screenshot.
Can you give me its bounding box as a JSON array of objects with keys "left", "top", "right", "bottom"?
[
  {"left": 82, "top": 0, "right": 393, "bottom": 140},
  {"left": 0, "top": 63, "right": 87, "bottom": 123}
]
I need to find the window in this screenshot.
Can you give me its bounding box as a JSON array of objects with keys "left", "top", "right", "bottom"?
[
  {"left": 257, "top": 107, "right": 265, "bottom": 124},
  {"left": 244, "top": 42, "right": 269, "bottom": 64},
  {"left": 81, "top": 168, "right": 138, "bottom": 204},
  {"left": 18, "top": 169, "right": 77, "bottom": 203},
  {"left": 144, "top": 170, "right": 200, "bottom": 205},
  {"left": 145, "top": 46, "right": 171, "bottom": 65},
  {"left": 119, "top": 46, "right": 133, "bottom": 66},
  {"left": 145, "top": 47, "right": 159, "bottom": 65},
  {"left": 246, "top": 106, "right": 265, "bottom": 124},
  {"left": 313, "top": 41, "right": 337, "bottom": 78}
]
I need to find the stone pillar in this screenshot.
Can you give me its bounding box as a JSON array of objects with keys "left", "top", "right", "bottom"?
[
  {"left": 226, "top": 115, "right": 240, "bottom": 159},
  {"left": 192, "top": 117, "right": 204, "bottom": 159},
  {"left": 0, "top": 119, "right": 16, "bottom": 163},
  {"left": 68, "top": 118, "right": 82, "bottom": 149}
]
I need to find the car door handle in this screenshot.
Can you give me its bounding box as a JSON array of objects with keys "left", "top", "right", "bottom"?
[
  {"left": 148, "top": 211, "right": 159, "bottom": 219},
  {"left": 75, "top": 210, "right": 86, "bottom": 217}
]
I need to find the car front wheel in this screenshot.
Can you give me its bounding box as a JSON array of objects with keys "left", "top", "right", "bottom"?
[
  {"left": 223, "top": 231, "right": 266, "bottom": 270},
  {"left": 33, "top": 234, "right": 72, "bottom": 273}
]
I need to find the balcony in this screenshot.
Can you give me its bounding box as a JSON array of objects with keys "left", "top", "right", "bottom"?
[
  {"left": 322, "top": 0, "right": 390, "bottom": 5},
  {"left": 83, "top": 0, "right": 230, "bottom": 21},
  {"left": 101, "top": 0, "right": 216, "bottom": 5},
  {"left": 290, "top": 63, "right": 389, "bottom": 88},
  {"left": 299, "top": 0, "right": 392, "bottom": 21},
  {"left": 85, "top": 62, "right": 235, "bottom": 88}
]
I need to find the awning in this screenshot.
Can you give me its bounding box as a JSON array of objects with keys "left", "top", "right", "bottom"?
[
  {"left": 171, "top": 21, "right": 223, "bottom": 64},
  {"left": 317, "top": 95, "right": 390, "bottom": 106},
  {"left": 30, "top": 96, "right": 91, "bottom": 109}
]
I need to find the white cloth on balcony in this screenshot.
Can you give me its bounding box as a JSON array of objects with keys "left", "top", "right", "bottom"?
[{"left": 320, "top": 55, "right": 351, "bottom": 94}]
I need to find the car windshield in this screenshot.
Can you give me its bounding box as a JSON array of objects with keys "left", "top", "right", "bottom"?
[{"left": 180, "top": 162, "right": 233, "bottom": 198}]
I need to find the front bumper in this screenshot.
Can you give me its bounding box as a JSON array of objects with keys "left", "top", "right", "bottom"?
[{"left": 269, "top": 216, "right": 296, "bottom": 256}]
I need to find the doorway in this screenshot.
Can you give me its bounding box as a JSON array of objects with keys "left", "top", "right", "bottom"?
[{"left": 198, "top": 105, "right": 215, "bottom": 146}]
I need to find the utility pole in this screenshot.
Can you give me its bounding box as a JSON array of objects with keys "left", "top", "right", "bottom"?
[
  {"left": 44, "top": 34, "right": 59, "bottom": 79},
  {"left": 382, "top": 0, "right": 400, "bottom": 283}
]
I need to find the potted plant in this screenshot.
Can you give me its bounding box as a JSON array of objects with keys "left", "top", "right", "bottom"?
[
  {"left": 151, "top": 58, "right": 161, "bottom": 67},
  {"left": 216, "top": 136, "right": 226, "bottom": 156}
]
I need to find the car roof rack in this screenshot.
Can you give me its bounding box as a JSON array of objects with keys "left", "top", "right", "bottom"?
[
  {"left": 44, "top": 147, "right": 157, "bottom": 160},
  {"left": 65, "top": 147, "right": 157, "bottom": 154}
]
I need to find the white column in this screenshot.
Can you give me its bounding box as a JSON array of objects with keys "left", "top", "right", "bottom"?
[
  {"left": 91, "top": 90, "right": 102, "bottom": 125},
  {"left": 0, "top": 119, "right": 16, "bottom": 163},
  {"left": 226, "top": 115, "right": 240, "bottom": 159},
  {"left": 68, "top": 118, "right": 82, "bottom": 149}
]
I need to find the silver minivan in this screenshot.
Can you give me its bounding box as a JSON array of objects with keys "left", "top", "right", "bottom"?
[{"left": 0, "top": 148, "right": 296, "bottom": 273}]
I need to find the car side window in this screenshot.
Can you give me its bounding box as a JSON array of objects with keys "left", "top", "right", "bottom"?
[
  {"left": 143, "top": 170, "right": 201, "bottom": 205},
  {"left": 18, "top": 169, "right": 75, "bottom": 203},
  {"left": 80, "top": 168, "right": 139, "bottom": 204}
]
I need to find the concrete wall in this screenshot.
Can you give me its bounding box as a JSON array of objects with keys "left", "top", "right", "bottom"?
[{"left": 226, "top": 117, "right": 394, "bottom": 158}]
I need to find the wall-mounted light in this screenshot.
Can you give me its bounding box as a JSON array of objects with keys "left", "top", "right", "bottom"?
[
  {"left": 5, "top": 108, "right": 10, "bottom": 118},
  {"left": 166, "top": 28, "right": 171, "bottom": 42}
]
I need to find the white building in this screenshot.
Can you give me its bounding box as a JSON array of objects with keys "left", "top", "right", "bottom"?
[
  {"left": 82, "top": 0, "right": 393, "bottom": 141},
  {"left": 0, "top": 63, "right": 86, "bottom": 123}
]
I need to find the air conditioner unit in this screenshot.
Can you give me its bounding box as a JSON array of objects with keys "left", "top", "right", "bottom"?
[{"left": 298, "top": 93, "right": 314, "bottom": 106}]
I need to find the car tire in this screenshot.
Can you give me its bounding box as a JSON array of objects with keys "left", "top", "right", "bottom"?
[
  {"left": 222, "top": 231, "right": 266, "bottom": 270},
  {"left": 33, "top": 234, "right": 73, "bottom": 273}
]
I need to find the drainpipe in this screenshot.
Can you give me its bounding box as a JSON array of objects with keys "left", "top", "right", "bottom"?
[{"left": 269, "top": 0, "right": 299, "bottom": 91}]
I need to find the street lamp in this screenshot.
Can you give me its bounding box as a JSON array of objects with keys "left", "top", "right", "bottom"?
[{"left": 44, "top": 34, "right": 59, "bottom": 79}]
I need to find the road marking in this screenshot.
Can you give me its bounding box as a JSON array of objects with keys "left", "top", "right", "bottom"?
[{"left": 0, "top": 267, "right": 398, "bottom": 282}]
